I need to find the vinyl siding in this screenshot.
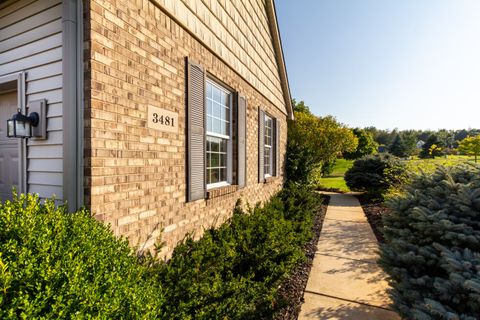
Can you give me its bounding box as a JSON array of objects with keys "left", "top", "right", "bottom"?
[{"left": 0, "top": 0, "right": 64, "bottom": 200}]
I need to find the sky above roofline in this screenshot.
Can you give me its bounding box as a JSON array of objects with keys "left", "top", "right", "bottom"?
[{"left": 276, "top": 0, "right": 480, "bottom": 130}]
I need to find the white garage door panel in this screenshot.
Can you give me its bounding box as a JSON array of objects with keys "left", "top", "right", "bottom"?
[{"left": 0, "top": 91, "right": 19, "bottom": 201}]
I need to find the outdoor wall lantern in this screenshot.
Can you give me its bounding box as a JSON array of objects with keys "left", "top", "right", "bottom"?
[
  {"left": 6, "top": 99, "right": 47, "bottom": 139},
  {"left": 7, "top": 111, "right": 38, "bottom": 138}
]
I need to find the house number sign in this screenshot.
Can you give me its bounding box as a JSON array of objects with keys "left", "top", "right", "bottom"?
[{"left": 147, "top": 105, "right": 178, "bottom": 133}]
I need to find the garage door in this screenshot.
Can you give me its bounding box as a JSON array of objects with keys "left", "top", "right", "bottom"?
[{"left": 0, "top": 91, "right": 19, "bottom": 202}]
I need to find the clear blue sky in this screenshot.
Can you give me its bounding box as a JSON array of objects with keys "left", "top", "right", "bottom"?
[{"left": 276, "top": 0, "right": 480, "bottom": 130}]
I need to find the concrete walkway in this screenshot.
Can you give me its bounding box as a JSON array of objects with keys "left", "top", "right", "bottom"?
[{"left": 298, "top": 193, "right": 400, "bottom": 320}]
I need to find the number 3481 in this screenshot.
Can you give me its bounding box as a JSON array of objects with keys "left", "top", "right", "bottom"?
[{"left": 152, "top": 113, "right": 175, "bottom": 127}]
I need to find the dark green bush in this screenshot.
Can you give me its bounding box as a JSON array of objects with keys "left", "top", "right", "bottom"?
[
  {"left": 344, "top": 153, "right": 406, "bottom": 198},
  {"left": 320, "top": 159, "right": 336, "bottom": 177},
  {"left": 158, "top": 184, "right": 323, "bottom": 319},
  {"left": 0, "top": 185, "right": 322, "bottom": 319},
  {"left": 0, "top": 193, "right": 165, "bottom": 319},
  {"left": 380, "top": 164, "right": 480, "bottom": 319}
]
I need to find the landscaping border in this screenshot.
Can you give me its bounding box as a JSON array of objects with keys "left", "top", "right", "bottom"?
[
  {"left": 273, "top": 195, "right": 330, "bottom": 320},
  {"left": 356, "top": 195, "right": 388, "bottom": 243}
]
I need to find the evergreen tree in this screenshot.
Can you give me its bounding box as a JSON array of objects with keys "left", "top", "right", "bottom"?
[
  {"left": 380, "top": 164, "right": 480, "bottom": 319},
  {"left": 399, "top": 130, "right": 419, "bottom": 156},
  {"left": 389, "top": 135, "right": 408, "bottom": 157}
]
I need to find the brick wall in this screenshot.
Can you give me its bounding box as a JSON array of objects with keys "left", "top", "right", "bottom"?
[{"left": 84, "top": 0, "right": 288, "bottom": 256}]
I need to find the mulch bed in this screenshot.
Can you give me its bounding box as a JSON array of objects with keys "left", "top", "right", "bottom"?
[
  {"left": 315, "top": 186, "right": 346, "bottom": 193},
  {"left": 356, "top": 195, "right": 391, "bottom": 243},
  {"left": 272, "top": 195, "right": 330, "bottom": 320}
]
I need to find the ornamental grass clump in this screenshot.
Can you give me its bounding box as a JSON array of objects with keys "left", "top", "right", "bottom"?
[
  {"left": 380, "top": 164, "right": 480, "bottom": 319},
  {"left": 0, "top": 193, "right": 165, "bottom": 319}
]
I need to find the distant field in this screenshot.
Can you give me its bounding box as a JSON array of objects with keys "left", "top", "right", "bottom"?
[
  {"left": 406, "top": 155, "right": 476, "bottom": 173},
  {"left": 317, "top": 155, "right": 477, "bottom": 193}
]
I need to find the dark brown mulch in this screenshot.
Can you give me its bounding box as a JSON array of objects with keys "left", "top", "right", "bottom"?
[
  {"left": 357, "top": 195, "right": 390, "bottom": 243},
  {"left": 315, "top": 186, "right": 346, "bottom": 194},
  {"left": 272, "top": 195, "right": 330, "bottom": 320}
]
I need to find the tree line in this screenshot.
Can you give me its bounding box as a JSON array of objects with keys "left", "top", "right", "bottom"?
[
  {"left": 286, "top": 100, "right": 480, "bottom": 185},
  {"left": 364, "top": 127, "right": 480, "bottom": 158}
]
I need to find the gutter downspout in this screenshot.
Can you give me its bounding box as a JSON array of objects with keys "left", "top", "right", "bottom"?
[{"left": 62, "top": 0, "right": 83, "bottom": 211}]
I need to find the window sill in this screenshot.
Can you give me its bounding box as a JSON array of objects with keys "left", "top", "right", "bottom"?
[
  {"left": 207, "top": 184, "right": 238, "bottom": 199},
  {"left": 264, "top": 176, "right": 277, "bottom": 184}
]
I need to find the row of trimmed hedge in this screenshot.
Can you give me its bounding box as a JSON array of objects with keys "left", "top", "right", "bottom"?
[{"left": 0, "top": 184, "right": 322, "bottom": 319}]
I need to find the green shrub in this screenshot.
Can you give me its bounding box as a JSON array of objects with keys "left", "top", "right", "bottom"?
[
  {"left": 344, "top": 153, "right": 406, "bottom": 198},
  {"left": 158, "top": 185, "right": 322, "bottom": 319},
  {"left": 320, "top": 159, "right": 336, "bottom": 177},
  {"left": 0, "top": 193, "right": 165, "bottom": 319},
  {"left": 380, "top": 164, "right": 480, "bottom": 319},
  {"left": 0, "top": 185, "right": 322, "bottom": 319}
]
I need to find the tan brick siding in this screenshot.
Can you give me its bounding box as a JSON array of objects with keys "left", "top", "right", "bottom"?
[{"left": 84, "top": 0, "right": 288, "bottom": 256}]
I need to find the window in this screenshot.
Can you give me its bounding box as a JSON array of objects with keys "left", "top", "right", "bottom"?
[
  {"left": 258, "top": 109, "right": 279, "bottom": 183},
  {"left": 206, "top": 79, "right": 231, "bottom": 188},
  {"left": 186, "top": 58, "right": 247, "bottom": 201},
  {"left": 264, "top": 115, "right": 273, "bottom": 176}
]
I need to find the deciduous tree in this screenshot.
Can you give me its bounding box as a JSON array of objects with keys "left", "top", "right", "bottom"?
[
  {"left": 343, "top": 128, "right": 378, "bottom": 160},
  {"left": 458, "top": 135, "right": 480, "bottom": 163},
  {"left": 286, "top": 100, "right": 358, "bottom": 184}
]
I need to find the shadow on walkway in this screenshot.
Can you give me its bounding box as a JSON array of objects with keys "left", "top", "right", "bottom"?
[{"left": 298, "top": 193, "right": 399, "bottom": 320}]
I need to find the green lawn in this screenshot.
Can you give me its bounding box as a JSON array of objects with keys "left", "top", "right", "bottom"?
[
  {"left": 317, "top": 155, "right": 477, "bottom": 193},
  {"left": 317, "top": 158, "right": 353, "bottom": 192}
]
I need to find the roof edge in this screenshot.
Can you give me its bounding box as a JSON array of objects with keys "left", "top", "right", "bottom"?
[{"left": 266, "top": 0, "right": 294, "bottom": 120}]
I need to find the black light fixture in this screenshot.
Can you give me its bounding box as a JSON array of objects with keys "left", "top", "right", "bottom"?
[
  {"left": 7, "top": 110, "right": 39, "bottom": 138},
  {"left": 6, "top": 99, "right": 47, "bottom": 140}
]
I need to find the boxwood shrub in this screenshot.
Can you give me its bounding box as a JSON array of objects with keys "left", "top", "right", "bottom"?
[
  {"left": 380, "top": 164, "right": 480, "bottom": 319},
  {"left": 0, "top": 193, "right": 165, "bottom": 319}
]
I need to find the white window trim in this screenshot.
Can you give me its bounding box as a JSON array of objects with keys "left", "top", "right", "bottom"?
[
  {"left": 206, "top": 181, "right": 230, "bottom": 190},
  {"left": 206, "top": 79, "right": 233, "bottom": 189},
  {"left": 206, "top": 132, "right": 230, "bottom": 140},
  {"left": 264, "top": 115, "right": 274, "bottom": 178},
  {"left": 0, "top": 72, "right": 27, "bottom": 194}
]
